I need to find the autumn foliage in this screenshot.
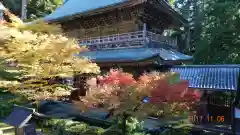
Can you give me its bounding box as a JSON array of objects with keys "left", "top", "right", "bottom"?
[
  {"left": 76, "top": 69, "right": 201, "bottom": 118},
  {"left": 0, "top": 7, "right": 99, "bottom": 101},
  {"left": 97, "top": 70, "right": 136, "bottom": 86}
]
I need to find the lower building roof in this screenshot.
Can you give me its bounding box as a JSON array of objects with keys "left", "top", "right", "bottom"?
[
  {"left": 78, "top": 48, "right": 193, "bottom": 63},
  {"left": 170, "top": 65, "right": 240, "bottom": 91}
]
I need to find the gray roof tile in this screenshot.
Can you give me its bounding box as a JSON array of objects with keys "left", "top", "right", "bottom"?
[
  {"left": 170, "top": 65, "right": 240, "bottom": 91},
  {"left": 4, "top": 105, "right": 34, "bottom": 128}
]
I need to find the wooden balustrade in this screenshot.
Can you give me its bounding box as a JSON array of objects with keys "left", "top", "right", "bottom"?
[
  {"left": 79, "top": 30, "right": 178, "bottom": 50},
  {"left": 146, "top": 31, "right": 177, "bottom": 47}
]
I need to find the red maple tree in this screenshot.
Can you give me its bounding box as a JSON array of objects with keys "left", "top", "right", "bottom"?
[{"left": 77, "top": 69, "right": 201, "bottom": 118}]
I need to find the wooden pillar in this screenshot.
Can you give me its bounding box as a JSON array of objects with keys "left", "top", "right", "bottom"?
[
  {"left": 21, "top": 0, "right": 27, "bottom": 20},
  {"left": 143, "top": 23, "right": 147, "bottom": 37},
  {"left": 71, "top": 74, "right": 88, "bottom": 100},
  {"left": 196, "top": 91, "right": 208, "bottom": 124},
  {"left": 143, "top": 23, "right": 148, "bottom": 47},
  {"left": 15, "top": 128, "right": 24, "bottom": 135},
  {"left": 185, "top": 25, "right": 191, "bottom": 51}
]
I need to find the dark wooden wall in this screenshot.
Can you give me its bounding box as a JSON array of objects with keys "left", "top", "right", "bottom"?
[
  {"left": 141, "top": 2, "right": 174, "bottom": 34},
  {"left": 70, "top": 74, "right": 90, "bottom": 100},
  {"left": 61, "top": 5, "right": 141, "bottom": 39}
]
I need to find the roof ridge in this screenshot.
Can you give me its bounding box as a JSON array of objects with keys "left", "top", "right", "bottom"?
[
  {"left": 43, "top": 0, "right": 186, "bottom": 24},
  {"left": 172, "top": 64, "right": 240, "bottom": 68},
  {"left": 44, "top": 0, "right": 131, "bottom": 21}
]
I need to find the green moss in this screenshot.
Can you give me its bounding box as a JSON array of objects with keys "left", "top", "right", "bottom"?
[{"left": 44, "top": 119, "right": 106, "bottom": 135}]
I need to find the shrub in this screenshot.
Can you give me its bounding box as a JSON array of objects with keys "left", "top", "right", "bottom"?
[
  {"left": 44, "top": 119, "right": 105, "bottom": 135},
  {"left": 45, "top": 118, "right": 147, "bottom": 135},
  {"left": 103, "top": 117, "right": 148, "bottom": 135},
  {"left": 97, "top": 69, "right": 136, "bottom": 86},
  {"left": 76, "top": 69, "right": 201, "bottom": 119}
]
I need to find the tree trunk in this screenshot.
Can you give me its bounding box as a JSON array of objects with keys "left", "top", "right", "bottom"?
[{"left": 122, "top": 112, "right": 128, "bottom": 135}]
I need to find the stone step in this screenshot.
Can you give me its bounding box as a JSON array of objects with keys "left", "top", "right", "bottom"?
[
  {"left": 0, "top": 126, "right": 15, "bottom": 135},
  {"left": 0, "top": 132, "right": 15, "bottom": 135},
  {"left": 0, "top": 122, "right": 14, "bottom": 135}
]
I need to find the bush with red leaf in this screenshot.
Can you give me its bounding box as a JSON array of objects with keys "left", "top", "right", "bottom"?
[
  {"left": 97, "top": 69, "right": 136, "bottom": 86},
  {"left": 77, "top": 69, "right": 201, "bottom": 119}
]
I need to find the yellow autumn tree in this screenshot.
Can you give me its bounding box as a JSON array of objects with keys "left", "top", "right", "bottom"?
[{"left": 0, "top": 7, "right": 100, "bottom": 101}]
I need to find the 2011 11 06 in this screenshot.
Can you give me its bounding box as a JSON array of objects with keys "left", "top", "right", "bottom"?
[{"left": 189, "top": 115, "right": 225, "bottom": 123}]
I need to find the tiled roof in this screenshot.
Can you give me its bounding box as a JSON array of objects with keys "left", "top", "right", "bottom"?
[
  {"left": 44, "top": 0, "right": 127, "bottom": 21},
  {"left": 170, "top": 65, "right": 240, "bottom": 91},
  {"left": 43, "top": 0, "right": 187, "bottom": 24},
  {"left": 79, "top": 48, "right": 192, "bottom": 62},
  {"left": 4, "top": 105, "right": 34, "bottom": 128}
]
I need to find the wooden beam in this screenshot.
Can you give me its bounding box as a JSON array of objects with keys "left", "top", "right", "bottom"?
[
  {"left": 15, "top": 128, "right": 24, "bottom": 135},
  {"left": 148, "top": 0, "right": 184, "bottom": 28}
]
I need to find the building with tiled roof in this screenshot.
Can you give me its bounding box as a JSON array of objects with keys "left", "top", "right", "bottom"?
[{"left": 44, "top": 0, "right": 192, "bottom": 72}]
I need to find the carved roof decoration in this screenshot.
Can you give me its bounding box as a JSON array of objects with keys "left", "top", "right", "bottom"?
[{"left": 43, "top": 0, "right": 187, "bottom": 24}]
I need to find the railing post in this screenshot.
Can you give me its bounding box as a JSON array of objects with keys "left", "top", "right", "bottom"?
[
  {"left": 174, "top": 37, "right": 178, "bottom": 47},
  {"left": 143, "top": 23, "right": 148, "bottom": 47},
  {"left": 143, "top": 23, "right": 147, "bottom": 37}
]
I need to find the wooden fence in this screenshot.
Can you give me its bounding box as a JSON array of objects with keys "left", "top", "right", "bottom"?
[{"left": 193, "top": 93, "right": 233, "bottom": 125}]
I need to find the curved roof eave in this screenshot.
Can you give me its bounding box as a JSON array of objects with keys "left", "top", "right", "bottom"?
[
  {"left": 42, "top": 0, "right": 187, "bottom": 25},
  {"left": 43, "top": 0, "right": 131, "bottom": 22}
]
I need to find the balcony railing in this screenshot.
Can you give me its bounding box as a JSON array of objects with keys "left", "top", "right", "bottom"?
[
  {"left": 146, "top": 31, "right": 177, "bottom": 46},
  {"left": 79, "top": 30, "right": 177, "bottom": 50}
]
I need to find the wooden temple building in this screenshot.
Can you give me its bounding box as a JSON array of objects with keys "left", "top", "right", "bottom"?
[
  {"left": 44, "top": 0, "right": 192, "bottom": 74},
  {"left": 42, "top": 0, "right": 193, "bottom": 98},
  {"left": 1, "top": 2, "right": 240, "bottom": 133}
]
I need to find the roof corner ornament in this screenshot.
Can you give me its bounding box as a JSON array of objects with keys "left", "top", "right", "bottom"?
[{"left": 0, "top": 2, "right": 5, "bottom": 21}]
